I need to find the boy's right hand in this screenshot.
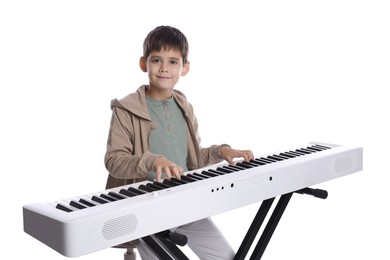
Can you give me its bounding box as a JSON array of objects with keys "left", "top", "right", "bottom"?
[{"left": 153, "top": 157, "right": 184, "bottom": 182}]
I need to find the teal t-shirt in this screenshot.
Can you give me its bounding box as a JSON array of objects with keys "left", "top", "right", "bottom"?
[{"left": 146, "top": 96, "right": 188, "bottom": 181}]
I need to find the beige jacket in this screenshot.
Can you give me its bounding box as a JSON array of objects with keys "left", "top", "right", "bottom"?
[{"left": 104, "top": 85, "right": 227, "bottom": 189}]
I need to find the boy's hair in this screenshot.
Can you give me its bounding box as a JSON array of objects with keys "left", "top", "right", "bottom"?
[{"left": 143, "top": 25, "right": 189, "bottom": 63}]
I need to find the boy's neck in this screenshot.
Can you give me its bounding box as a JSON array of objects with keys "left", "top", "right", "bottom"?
[{"left": 146, "top": 86, "right": 173, "bottom": 101}]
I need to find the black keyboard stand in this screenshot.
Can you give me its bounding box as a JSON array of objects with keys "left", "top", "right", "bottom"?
[
  {"left": 234, "top": 187, "right": 328, "bottom": 260},
  {"left": 141, "top": 230, "right": 189, "bottom": 260},
  {"left": 234, "top": 193, "right": 292, "bottom": 260},
  {"left": 142, "top": 187, "right": 328, "bottom": 260}
]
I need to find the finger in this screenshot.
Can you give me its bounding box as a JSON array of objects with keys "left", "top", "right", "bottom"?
[
  {"left": 164, "top": 167, "right": 173, "bottom": 179},
  {"left": 226, "top": 157, "right": 234, "bottom": 165},
  {"left": 244, "top": 152, "right": 252, "bottom": 162},
  {"left": 241, "top": 150, "right": 253, "bottom": 162},
  {"left": 171, "top": 167, "right": 182, "bottom": 179},
  {"left": 156, "top": 168, "right": 162, "bottom": 183},
  {"left": 248, "top": 151, "right": 254, "bottom": 161}
]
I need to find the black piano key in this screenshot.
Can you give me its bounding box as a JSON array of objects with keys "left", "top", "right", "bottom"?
[
  {"left": 220, "top": 167, "right": 235, "bottom": 173},
  {"left": 295, "top": 149, "right": 311, "bottom": 154},
  {"left": 296, "top": 148, "right": 312, "bottom": 154},
  {"left": 313, "top": 144, "right": 331, "bottom": 150},
  {"left": 186, "top": 173, "right": 205, "bottom": 180},
  {"left": 267, "top": 155, "right": 282, "bottom": 161},
  {"left": 92, "top": 195, "right": 109, "bottom": 204},
  {"left": 181, "top": 175, "right": 198, "bottom": 182},
  {"left": 223, "top": 165, "right": 242, "bottom": 171},
  {"left": 287, "top": 151, "right": 305, "bottom": 156},
  {"left": 264, "top": 157, "right": 278, "bottom": 162},
  {"left": 236, "top": 162, "right": 253, "bottom": 169},
  {"left": 170, "top": 178, "right": 189, "bottom": 185},
  {"left": 276, "top": 154, "right": 290, "bottom": 159},
  {"left": 79, "top": 198, "right": 96, "bottom": 207},
  {"left": 70, "top": 200, "right": 87, "bottom": 209},
  {"left": 256, "top": 157, "right": 275, "bottom": 164},
  {"left": 304, "top": 147, "right": 320, "bottom": 153},
  {"left": 310, "top": 145, "right": 330, "bottom": 151},
  {"left": 209, "top": 169, "right": 226, "bottom": 175},
  {"left": 128, "top": 187, "right": 147, "bottom": 195},
  {"left": 139, "top": 184, "right": 155, "bottom": 192},
  {"left": 153, "top": 181, "right": 172, "bottom": 189},
  {"left": 108, "top": 192, "right": 126, "bottom": 200},
  {"left": 297, "top": 148, "right": 313, "bottom": 154},
  {"left": 56, "top": 203, "right": 73, "bottom": 212},
  {"left": 249, "top": 159, "right": 266, "bottom": 166},
  {"left": 302, "top": 148, "right": 317, "bottom": 153},
  {"left": 279, "top": 152, "right": 296, "bottom": 158},
  {"left": 288, "top": 150, "right": 306, "bottom": 156},
  {"left": 241, "top": 161, "right": 260, "bottom": 167},
  {"left": 267, "top": 155, "right": 284, "bottom": 161},
  {"left": 216, "top": 167, "right": 234, "bottom": 173},
  {"left": 193, "top": 173, "right": 209, "bottom": 179},
  {"left": 251, "top": 158, "right": 265, "bottom": 164},
  {"left": 162, "top": 179, "right": 182, "bottom": 187},
  {"left": 306, "top": 146, "right": 322, "bottom": 152},
  {"left": 119, "top": 188, "right": 138, "bottom": 197},
  {"left": 142, "top": 183, "right": 160, "bottom": 191},
  {"left": 146, "top": 183, "right": 166, "bottom": 190},
  {"left": 100, "top": 194, "right": 117, "bottom": 202},
  {"left": 202, "top": 171, "right": 220, "bottom": 178},
  {"left": 125, "top": 187, "right": 145, "bottom": 196}
]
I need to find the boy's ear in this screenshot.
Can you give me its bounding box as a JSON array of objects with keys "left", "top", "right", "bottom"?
[
  {"left": 181, "top": 61, "right": 190, "bottom": 76},
  {"left": 139, "top": 57, "right": 147, "bottom": 72}
]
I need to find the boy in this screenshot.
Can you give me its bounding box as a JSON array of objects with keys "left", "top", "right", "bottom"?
[{"left": 104, "top": 25, "right": 254, "bottom": 260}]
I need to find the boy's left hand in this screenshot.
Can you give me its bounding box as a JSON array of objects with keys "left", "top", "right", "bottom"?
[{"left": 220, "top": 146, "right": 254, "bottom": 165}]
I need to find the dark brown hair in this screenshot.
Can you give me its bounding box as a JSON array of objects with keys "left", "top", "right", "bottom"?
[{"left": 143, "top": 25, "right": 189, "bottom": 63}]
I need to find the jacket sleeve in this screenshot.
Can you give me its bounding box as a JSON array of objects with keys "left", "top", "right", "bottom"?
[{"left": 104, "top": 106, "right": 160, "bottom": 180}]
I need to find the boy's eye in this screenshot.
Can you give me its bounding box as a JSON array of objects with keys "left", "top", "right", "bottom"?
[
  {"left": 169, "top": 60, "right": 178, "bottom": 65},
  {"left": 151, "top": 58, "right": 160, "bottom": 63}
]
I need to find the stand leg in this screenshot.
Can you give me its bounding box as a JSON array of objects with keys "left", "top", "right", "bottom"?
[
  {"left": 234, "top": 198, "right": 275, "bottom": 260},
  {"left": 157, "top": 238, "right": 190, "bottom": 260},
  {"left": 249, "top": 193, "right": 293, "bottom": 260},
  {"left": 142, "top": 235, "right": 175, "bottom": 260},
  {"left": 141, "top": 231, "right": 189, "bottom": 260}
]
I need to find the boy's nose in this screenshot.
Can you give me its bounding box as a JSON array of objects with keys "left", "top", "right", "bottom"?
[{"left": 159, "top": 63, "right": 168, "bottom": 72}]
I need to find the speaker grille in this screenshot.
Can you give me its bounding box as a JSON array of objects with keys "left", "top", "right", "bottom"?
[{"left": 101, "top": 214, "right": 138, "bottom": 240}]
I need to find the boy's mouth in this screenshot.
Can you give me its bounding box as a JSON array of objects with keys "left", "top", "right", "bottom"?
[{"left": 157, "top": 75, "right": 172, "bottom": 79}]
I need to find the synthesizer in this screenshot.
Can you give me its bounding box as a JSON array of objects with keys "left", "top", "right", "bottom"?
[{"left": 23, "top": 142, "right": 363, "bottom": 257}]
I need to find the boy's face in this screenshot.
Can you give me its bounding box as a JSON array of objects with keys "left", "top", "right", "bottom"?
[{"left": 140, "top": 48, "right": 189, "bottom": 98}]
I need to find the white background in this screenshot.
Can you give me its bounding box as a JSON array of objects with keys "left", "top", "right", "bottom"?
[{"left": 1, "top": 0, "right": 389, "bottom": 259}]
